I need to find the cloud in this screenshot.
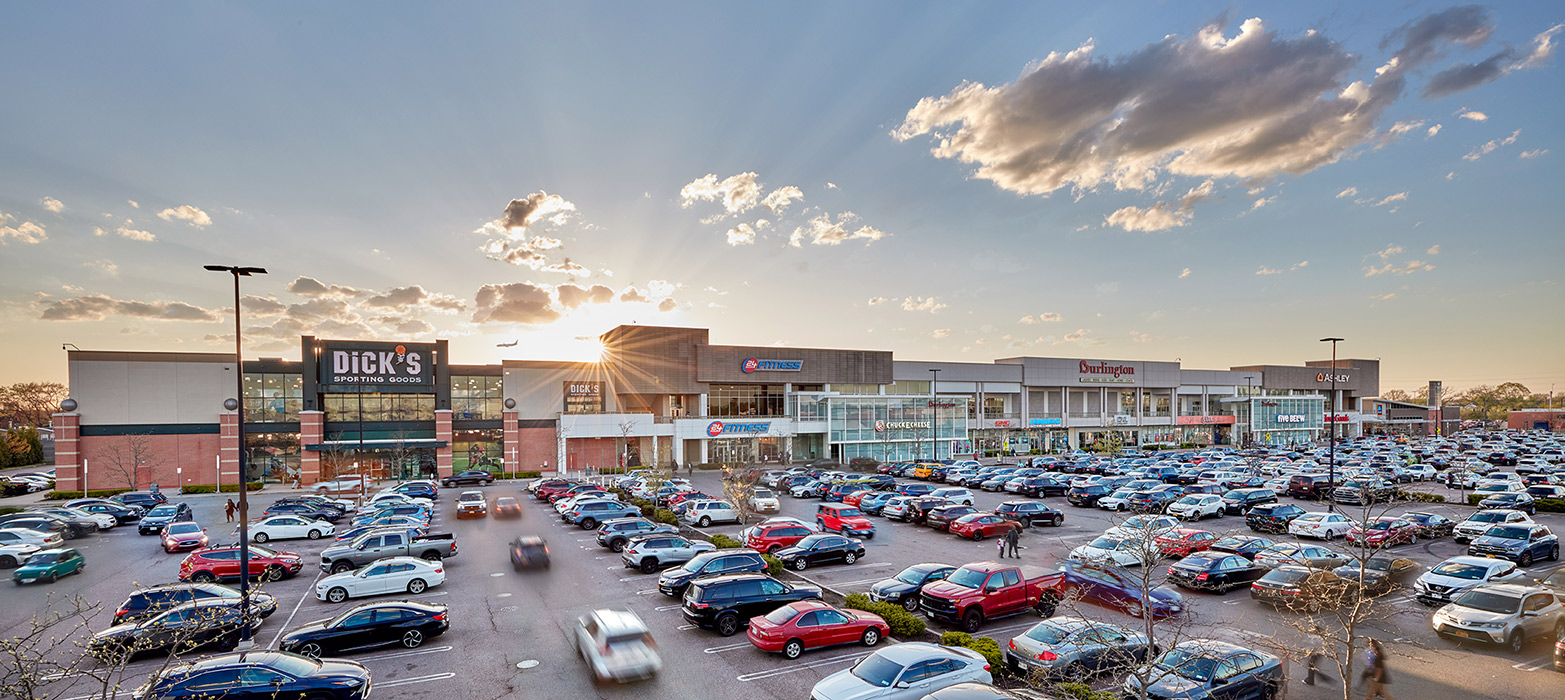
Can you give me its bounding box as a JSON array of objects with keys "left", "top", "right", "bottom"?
[
  {"left": 362, "top": 285, "right": 465, "bottom": 313},
  {"left": 1371, "top": 244, "right": 1404, "bottom": 261},
  {"left": 826, "top": 182, "right": 838, "bottom": 190},
  {"left": 1374, "top": 192, "right": 1408, "bottom": 206},
  {"left": 92, "top": 220, "right": 155, "bottom": 242},
  {"left": 471, "top": 282, "right": 561, "bottom": 325},
  {"left": 1095, "top": 282, "right": 1120, "bottom": 295},
  {"left": 286, "top": 276, "right": 364, "bottom": 298},
  {"left": 1255, "top": 266, "right": 1283, "bottom": 275},
  {"left": 1426, "top": 123, "right": 1442, "bottom": 138},
  {"left": 1364, "top": 259, "right": 1436, "bottom": 276},
  {"left": 395, "top": 319, "right": 435, "bottom": 335},
  {"left": 556, "top": 283, "right": 615, "bottom": 310},
  {"left": 619, "top": 287, "right": 649, "bottom": 303},
  {"left": 1423, "top": 23, "right": 1563, "bottom": 97},
  {"left": 499, "top": 191, "right": 576, "bottom": 230},
  {"left": 1129, "top": 331, "right": 1163, "bottom": 343},
  {"left": 240, "top": 295, "right": 286, "bottom": 316},
  {"left": 127, "top": 200, "right": 139, "bottom": 208},
  {"left": 1519, "top": 148, "right": 1548, "bottom": 159},
  {"left": 726, "top": 223, "right": 757, "bottom": 246},
  {"left": 1251, "top": 195, "right": 1277, "bottom": 209},
  {"left": 156, "top": 205, "right": 212, "bottom": 227},
  {"left": 1291, "top": 260, "right": 1309, "bottom": 270},
  {"left": 1426, "top": 244, "right": 1441, "bottom": 255},
  {"left": 0, "top": 213, "right": 47, "bottom": 244},
  {"left": 39, "top": 294, "right": 219, "bottom": 322},
  {"left": 1514, "top": 23, "right": 1563, "bottom": 70},
  {"left": 1457, "top": 109, "right": 1488, "bottom": 122},
  {"left": 1104, "top": 202, "right": 1190, "bottom": 232},
  {"left": 1336, "top": 187, "right": 1358, "bottom": 198},
  {"left": 901, "top": 296, "right": 947, "bottom": 313},
  {"left": 1463, "top": 128, "right": 1521, "bottom": 161},
  {"left": 1370, "top": 292, "right": 1398, "bottom": 301},
  {"left": 542, "top": 258, "right": 590, "bottom": 275},
  {"left": 1019, "top": 312, "right": 1062, "bottom": 324},
  {"left": 41, "top": 197, "right": 64, "bottom": 213},
  {"left": 930, "top": 328, "right": 951, "bottom": 339},
  {"left": 84, "top": 259, "right": 118, "bottom": 276},
  {"left": 788, "top": 211, "right": 889, "bottom": 246},
  {"left": 866, "top": 296, "right": 889, "bottom": 306},
  {"left": 1056, "top": 328, "right": 1098, "bottom": 345},
  {"left": 480, "top": 234, "right": 565, "bottom": 269},
  {"left": 680, "top": 172, "right": 762, "bottom": 215},
  {"left": 1178, "top": 267, "right": 1191, "bottom": 279},
  {"left": 658, "top": 299, "right": 677, "bottom": 312},
  {"left": 760, "top": 186, "right": 804, "bottom": 215}
]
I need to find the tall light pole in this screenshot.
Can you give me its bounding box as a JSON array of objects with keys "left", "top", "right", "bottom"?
[
  {"left": 929, "top": 369, "right": 941, "bottom": 462},
  {"left": 1320, "top": 337, "right": 1344, "bottom": 513},
  {"left": 206, "top": 264, "right": 266, "bottom": 647}
]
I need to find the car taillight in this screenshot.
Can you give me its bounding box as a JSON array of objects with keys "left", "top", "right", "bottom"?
[
  {"left": 433, "top": 613, "right": 446, "bottom": 621},
  {"left": 1251, "top": 582, "right": 1262, "bottom": 590},
  {"left": 1035, "top": 650, "right": 1057, "bottom": 661},
  {"left": 1195, "top": 573, "right": 1208, "bottom": 581},
  {"left": 434, "top": 568, "right": 443, "bottom": 574},
  {"left": 1167, "top": 566, "right": 1175, "bottom": 575}
]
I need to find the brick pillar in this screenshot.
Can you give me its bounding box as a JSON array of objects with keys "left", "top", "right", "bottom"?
[
  {"left": 502, "top": 410, "right": 520, "bottom": 473},
  {"left": 300, "top": 410, "right": 324, "bottom": 485},
  {"left": 53, "top": 413, "right": 82, "bottom": 492},
  {"left": 435, "top": 409, "right": 454, "bottom": 477},
  {"left": 220, "top": 411, "right": 241, "bottom": 487}
]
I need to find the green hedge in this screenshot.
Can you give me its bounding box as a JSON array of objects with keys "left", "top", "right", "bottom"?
[
  {"left": 1050, "top": 682, "right": 1117, "bottom": 700},
  {"left": 0, "top": 506, "right": 23, "bottom": 516},
  {"left": 220, "top": 481, "right": 266, "bottom": 493},
  {"left": 708, "top": 534, "right": 744, "bottom": 549},
  {"left": 1539, "top": 498, "right": 1565, "bottom": 513},
  {"left": 844, "top": 593, "right": 927, "bottom": 638},
  {"left": 45, "top": 488, "right": 133, "bottom": 500},
  {"left": 653, "top": 509, "right": 679, "bottom": 525},
  {"left": 1397, "top": 490, "right": 1446, "bottom": 503},
  {"left": 761, "top": 553, "right": 784, "bottom": 577},
  {"left": 938, "top": 631, "right": 1005, "bottom": 674},
  {"left": 489, "top": 471, "right": 543, "bottom": 480},
  {"left": 182, "top": 485, "right": 216, "bottom": 494}
]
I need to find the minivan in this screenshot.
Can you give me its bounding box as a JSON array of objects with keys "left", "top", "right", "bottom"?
[{"left": 1288, "top": 474, "right": 1336, "bottom": 500}]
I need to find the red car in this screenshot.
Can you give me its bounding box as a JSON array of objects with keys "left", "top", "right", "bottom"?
[
  {"left": 666, "top": 491, "right": 711, "bottom": 508},
  {"left": 532, "top": 480, "right": 577, "bottom": 500},
  {"left": 746, "top": 600, "right": 888, "bottom": 659},
  {"left": 549, "top": 485, "right": 603, "bottom": 503},
  {"left": 745, "top": 522, "right": 814, "bottom": 554},
  {"left": 160, "top": 522, "right": 209, "bottom": 553},
  {"left": 1154, "top": 529, "right": 1218, "bottom": 557},
  {"left": 1346, "top": 517, "right": 1419, "bottom": 547},
  {"left": 947, "top": 513, "right": 1020, "bottom": 541},
  {"left": 842, "top": 490, "right": 871, "bottom": 507},
  {"left": 816, "top": 504, "right": 875, "bottom": 539},
  {"left": 178, "top": 544, "right": 305, "bottom": 583}
]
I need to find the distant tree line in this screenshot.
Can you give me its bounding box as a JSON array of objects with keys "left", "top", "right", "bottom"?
[
  {"left": 1, "top": 381, "right": 67, "bottom": 429},
  {"left": 1380, "top": 381, "right": 1557, "bottom": 422}
]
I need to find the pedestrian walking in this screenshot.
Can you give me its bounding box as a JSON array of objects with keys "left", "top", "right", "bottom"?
[
  {"left": 224, "top": 498, "right": 236, "bottom": 523},
  {"left": 1361, "top": 638, "right": 1393, "bottom": 700},
  {"left": 1005, "top": 526, "right": 1021, "bottom": 558},
  {"left": 1303, "top": 625, "right": 1333, "bottom": 686},
  {"left": 996, "top": 534, "right": 1007, "bottom": 558}
]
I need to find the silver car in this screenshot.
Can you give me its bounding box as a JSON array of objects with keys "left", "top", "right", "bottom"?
[
  {"left": 1432, "top": 583, "right": 1565, "bottom": 654},
  {"left": 574, "top": 609, "right": 661, "bottom": 683},
  {"left": 1005, "top": 617, "right": 1154, "bottom": 678}
]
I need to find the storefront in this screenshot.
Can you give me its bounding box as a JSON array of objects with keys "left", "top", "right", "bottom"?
[
  {"left": 1230, "top": 396, "right": 1326, "bottom": 447},
  {"left": 828, "top": 395, "right": 969, "bottom": 462}
]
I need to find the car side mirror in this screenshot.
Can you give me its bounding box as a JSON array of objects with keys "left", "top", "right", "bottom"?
[{"left": 894, "top": 681, "right": 911, "bottom": 689}]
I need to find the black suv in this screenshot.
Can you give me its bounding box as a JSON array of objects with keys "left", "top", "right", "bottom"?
[
  {"left": 114, "top": 491, "right": 169, "bottom": 510},
  {"left": 1126, "top": 490, "right": 1181, "bottom": 514},
  {"left": 1015, "top": 476, "right": 1069, "bottom": 497},
  {"left": 994, "top": 501, "right": 1063, "bottom": 528},
  {"left": 1246, "top": 503, "right": 1307, "bottom": 534},
  {"left": 658, "top": 550, "right": 768, "bottom": 596},
  {"left": 1221, "top": 488, "right": 1278, "bottom": 515},
  {"left": 597, "top": 518, "right": 678, "bottom": 552},
  {"left": 113, "top": 583, "right": 278, "bottom": 625},
  {"left": 680, "top": 574, "right": 822, "bottom": 636},
  {"left": 441, "top": 470, "right": 495, "bottom": 488},
  {"left": 138, "top": 503, "right": 195, "bottom": 535},
  {"left": 1066, "top": 485, "right": 1112, "bottom": 507}
]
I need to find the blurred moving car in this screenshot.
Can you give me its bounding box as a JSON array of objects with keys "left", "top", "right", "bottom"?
[
  {"left": 510, "top": 535, "right": 551, "bottom": 570},
  {"left": 574, "top": 609, "right": 662, "bottom": 683},
  {"left": 12, "top": 547, "right": 84, "bottom": 585},
  {"left": 492, "top": 496, "right": 522, "bottom": 518}
]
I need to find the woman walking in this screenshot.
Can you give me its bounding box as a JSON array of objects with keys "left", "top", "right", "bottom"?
[{"left": 1362, "top": 638, "right": 1393, "bottom": 700}]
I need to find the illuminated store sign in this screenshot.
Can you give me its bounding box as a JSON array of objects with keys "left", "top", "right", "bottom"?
[
  {"left": 706, "top": 421, "right": 770, "bottom": 436},
  {"left": 742, "top": 358, "right": 803, "bottom": 373}
]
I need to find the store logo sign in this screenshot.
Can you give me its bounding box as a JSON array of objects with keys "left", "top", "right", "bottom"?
[
  {"left": 706, "top": 421, "right": 769, "bottom": 436},
  {"left": 1316, "top": 372, "right": 1350, "bottom": 383},
  {"left": 1277, "top": 414, "right": 1306, "bottom": 423},
  {"left": 1080, "top": 360, "right": 1135, "bottom": 377},
  {"left": 1029, "top": 418, "right": 1062, "bottom": 426},
  {"left": 321, "top": 341, "right": 434, "bottom": 386},
  {"left": 875, "top": 420, "right": 929, "bottom": 431},
  {"left": 742, "top": 358, "right": 803, "bottom": 373}
]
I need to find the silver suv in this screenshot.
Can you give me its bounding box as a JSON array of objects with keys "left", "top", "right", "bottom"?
[
  {"left": 679, "top": 500, "right": 740, "bottom": 527},
  {"left": 619, "top": 534, "right": 715, "bottom": 574},
  {"left": 1432, "top": 583, "right": 1565, "bottom": 654}
]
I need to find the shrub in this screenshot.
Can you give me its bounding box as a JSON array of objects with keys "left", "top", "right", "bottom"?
[
  {"left": 1050, "top": 682, "right": 1117, "bottom": 700},
  {"left": 761, "top": 553, "right": 784, "bottom": 577},
  {"left": 938, "top": 631, "right": 1003, "bottom": 675},
  {"left": 45, "top": 488, "right": 133, "bottom": 500},
  {"left": 1537, "top": 498, "right": 1565, "bottom": 513},
  {"left": 1467, "top": 494, "right": 1486, "bottom": 506},
  {"left": 939, "top": 631, "right": 974, "bottom": 646},
  {"left": 181, "top": 485, "right": 216, "bottom": 494},
  {"left": 0, "top": 506, "right": 23, "bottom": 516},
  {"left": 709, "top": 534, "right": 744, "bottom": 549},
  {"left": 493, "top": 471, "right": 544, "bottom": 480},
  {"left": 219, "top": 481, "right": 265, "bottom": 493},
  {"left": 653, "top": 509, "right": 679, "bottom": 525},
  {"left": 844, "top": 593, "right": 927, "bottom": 638},
  {"left": 1397, "top": 490, "right": 1446, "bottom": 503}
]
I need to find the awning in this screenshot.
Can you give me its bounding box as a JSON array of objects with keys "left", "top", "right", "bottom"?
[{"left": 304, "top": 439, "right": 448, "bottom": 451}]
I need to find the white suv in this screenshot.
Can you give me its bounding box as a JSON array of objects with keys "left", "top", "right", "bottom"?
[
  {"left": 1432, "top": 583, "right": 1565, "bottom": 654},
  {"left": 680, "top": 500, "right": 740, "bottom": 527},
  {"left": 1167, "top": 494, "right": 1224, "bottom": 521}
]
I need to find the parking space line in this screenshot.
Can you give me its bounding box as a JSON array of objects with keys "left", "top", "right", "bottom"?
[
  {"left": 736, "top": 651, "right": 870, "bottom": 681},
  {"left": 378, "top": 672, "right": 457, "bottom": 688},
  {"left": 654, "top": 604, "right": 682, "bottom": 611},
  {"left": 1512, "top": 655, "right": 1552, "bottom": 671},
  {"left": 357, "top": 645, "right": 453, "bottom": 663},
  {"left": 704, "top": 641, "right": 754, "bottom": 653},
  {"left": 677, "top": 624, "right": 698, "bottom": 630},
  {"left": 268, "top": 570, "right": 325, "bottom": 648}
]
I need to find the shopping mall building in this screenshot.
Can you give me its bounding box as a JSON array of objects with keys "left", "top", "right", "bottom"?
[{"left": 52, "top": 325, "right": 1424, "bottom": 492}]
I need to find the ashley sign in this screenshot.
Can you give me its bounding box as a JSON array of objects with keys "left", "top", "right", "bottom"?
[{"left": 321, "top": 342, "right": 434, "bottom": 386}]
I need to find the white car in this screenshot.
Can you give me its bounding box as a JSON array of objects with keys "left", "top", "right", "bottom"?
[
  {"left": 574, "top": 608, "right": 661, "bottom": 683},
  {"left": 1453, "top": 509, "right": 1534, "bottom": 543},
  {"left": 1069, "top": 536, "right": 1151, "bottom": 568},
  {"left": 48, "top": 507, "right": 117, "bottom": 530},
  {"left": 929, "top": 488, "right": 974, "bottom": 506},
  {"left": 1263, "top": 478, "right": 1290, "bottom": 496},
  {"left": 357, "top": 494, "right": 417, "bottom": 514},
  {"left": 811, "top": 642, "right": 991, "bottom": 700},
  {"left": 1096, "top": 489, "right": 1138, "bottom": 512},
  {"left": 316, "top": 556, "right": 445, "bottom": 603},
  {"left": 1288, "top": 512, "right": 1353, "bottom": 540},
  {"left": 1166, "top": 495, "right": 1224, "bottom": 521},
  {"left": 313, "top": 476, "right": 370, "bottom": 495},
  {"left": 1403, "top": 464, "right": 1437, "bottom": 481},
  {"left": 0, "top": 527, "right": 65, "bottom": 549},
  {"left": 1103, "top": 515, "right": 1180, "bottom": 541},
  {"left": 1413, "top": 555, "right": 1526, "bottom": 606},
  {"left": 0, "top": 542, "right": 42, "bottom": 568},
  {"left": 749, "top": 488, "right": 780, "bottom": 513},
  {"left": 246, "top": 515, "right": 335, "bottom": 543}
]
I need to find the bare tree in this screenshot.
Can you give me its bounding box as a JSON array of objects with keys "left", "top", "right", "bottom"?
[
  {"left": 95, "top": 433, "right": 160, "bottom": 491},
  {"left": 616, "top": 419, "right": 639, "bottom": 473},
  {"left": 0, "top": 381, "right": 68, "bottom": 429},
  {"left": 720, "top": 464, "right": 764, "bottom": 527}
]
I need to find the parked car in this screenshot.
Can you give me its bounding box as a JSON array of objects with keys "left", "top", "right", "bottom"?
[
  {"left": 775, "top": 534, "right": 866, "bottom": 571},
  {"left": 747, "top": 600, "right": 888, "bottom": 659},
  {"left": 597, "top": 518, "right": 677, "bottom": 552},
  {"left": 681, "top": 500, "right": 742, "bottom": 528},
  {"left": 681, "top": 574, "right": 822, "bottom": 636},
  {"left": 573, "top": 608, "right": 662, "bottom": 683},
  {"left": 441, "top": 470, "right": 495, "bottom": 488},
  {"left": 11, "top": 547, "right": 85, "bottom": 585},
  {"left": 870, "top": 563, "right": 958, "bottom": 612},
  {"left": 179, "top": 544, "right": 304, "bottom": 583},
  {"left": 1036, "top": 559, "right": 1185, "bottom": 619},
  {"left": 949, "top": 513, "right": 1021, "bottom": 542},
  {"left": 114, "top": 491, "right": 169, "bottom": 510},
  {"left": 1454, "top": 509, "right": 1534, "bottom": 544},
  {"left": 136, "top": 651, "right": 370, "bottom": 699},
  {"left": 1003, "top": 617, "right": 1154, "bottom": 679},
  {"left": 1250, "top": 565, "right": 1350, "bottom": 610},
  {"left": 925, "top": 504, "right": 980, "bottom": 532},
  {"left": 920, "top": 562, "right": 1065, "bottom": 632},
  {"left": 248, "top": 515, "right": 335, "bottom": 543},
  {"left": 816, "top": 503, "right": 876, "bottom": 539},
  {"left": 1468, "top": 522, "right": 1560, "bottom": 566},
  {"left": 1253, "top": 543, "right": 1349, "bottom": 570},
  {"left": 0, "top": 542, "right": 40, "bottom": 569},
  {"left": 930, "top": 487, "right": 976, "bottom": 506},
  {"left": 1154, "top": 529, "right": 1219, "bottom": 558},
  {"left": 657, "top": 549, "right": 769, "bottom": 596},
  {"left": 279, "top": 599, "right": 447, "bottom": 658},
  {"left": 1166, "top": 494, "right": 1224, "bottom": 521},
  {"left": 858, "top": 491, "right": 899, "bottom": 516},
  {"left": 333, "top": 519, "right": 426, "bottom": 543},
  {"left": 0, "top": 526, "right": 65, "bottom": 550},
  {"left": 810, "top": 642, "right": 992, "bottom": 700},
  {"left": 1207, "top": 535, "right": 1276, "bottom": 561},
  {"left": 32, "top": 506, "right": 116, "bottom": 531},
  {"left": 994, "top": 501, "right": 1063, "bottom": 528},
  {"left": 1104, "top": 514, "right": 1180, "bottom": 541},
  {"left": 315, "top": 556, "right": 445, "bottom": 603},
  {"left": 319, "top": 528, "right": 458, "bottom": 573},
  {"left": 1166, "top": 552, "right": 1268, "bottom": 593},
  {"left": 1220, "top": 488, "right": 1277, "bottom": 515},
  {"left": 745, "top": 521, "right": 815, "bottom": 554},
  {"left": 1070, "top": 537, "right": 1153, "bottom": 569},
  {"left": 1123, "top": 640, "right": 1282, "bottom": 700},
  {"left": 1479, "top": 492, "right": 1538, "bottom": 514},
  {"left": 0, "top": 514, "right": 89, "bottom": 540},
  {"left": 1331, "top": 555, "right": 1420, "bottom": 596},
  {"left": 64, "top": 499, "right": 144, "bottom": 525},
  {"left": 750, "top": 488, "right": 781, "bottom": 513},
  {"left": 114, "top": 582, "right": 276, "bottom": 626},
  {"left": 1414, "top": 555, "right": 1527, "bottom": 606},
  {"left": 1288, "top": 512, "right": 1353, "bottom": 541},
  {"left": 87, "top": 600, "right": 246, "bottom": 660},
  {"left": 1401, "top": 511, "right": 1457, "bottom": 538},
  {"left": 1346, "top": 517, "right": 1420, "bottom": 548},
  {"left": 621, "top": 534, "right": 716, "bottom": 574},
  {"left": 1126, "top": 489, "right": 1182, "bottom": 514},
  {"left": 899, "top": 497, "right": 956, "bottom": 525},
  {"left": 265, "top": 502, "right": 342, "bottom": 522},
  {"left": 1065, "top": 485, "right": 1113, "bottom": 508},
  {"left": 1287, "top": 473, "right": 1336, "bottom": 500},
  {"left": 1432, "top": 583, "right": 1565, "bottom": 654}
]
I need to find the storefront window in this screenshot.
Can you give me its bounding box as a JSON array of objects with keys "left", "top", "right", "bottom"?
[
  {"left": 452, "top": 375, "right": 502, "bottom": 420},
  {"left": 322, "top": 393, "right": 435, "bottom": 422},
  {"left": 453, "top": 428, "right": 503, "bottom": 472},
  {"left": 983, "top": 397, "right": 1006, "bottom": 419},
  {"left": 828, "top": 396, "right": 968, "bottom": 459},
  {"left": 886, "top": 381, "right": 929, "bottom": 395},
  {"left": 245, "top": 432, "right": 300, "bottom": 484},
  {"left": 832, "top": 383, "right": 881, "bottom": 396},
  {"left": 242, "top": 373, "right": 302, "bottom": 423},
  {"left": 708, "top": 384, "right": 785, "bottom": 417}
]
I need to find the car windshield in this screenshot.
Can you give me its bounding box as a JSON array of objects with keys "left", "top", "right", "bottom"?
[
  {"left": 1024, "top": 622, "right": 1071, "bottom": 644},
  {"left": 1262, "top": 568, "right": 1310, "bottom": 584},
  {"left": 849, "top": 652, "right": 905, "bottom": 688},
  {"left": 167, "top": 523, "right": 200, "bottom": 534},
  {"left": 1363, "top": 558, "right": 1395, "bottom": 572},
  {"left": 1155, "top": 648, "right": 1219, "bottom": 682},
  {"left": 249, "top": 546, "right": 277, "bottom": 557},
  {"left": 27, "top": 552, "right": 64, "bottom": 564},
  {"left": 1430, "top": 562, "right": 1487, "bottom": 579},
  {"left": 795, "top": 535, "right": 829, "bottom": 548},
  {"left": 1088, "top": 537, "right": 1127, "bottom": 550},
  {"left": 834, "top": 508, "right": 863, "bottom": 518},
  {"left": 148, "top": 506, "right": 177, "bottom": 517},
  {"left": 265, "top": 653, "right": 320, "bottom": 677},
  {"left": 1469, "top": 512, "right": 1507, "bottom": 523},
  {"left": 1484, "top": 526, "right": 1529, "bottom": 539},
  {"left": 763, "top": 606, "right": 799, "bottom": 625},
  {"left": 753, "top": 490, "right": 774, "bottom": 498},
  {"left": 895, "top": 567, "right": 933, "bottom": 585},
  {"left": 945, "top": 567, "right": 989, "bottom": 588},
  {"left": 1368, "top": 521, "right": 1392, "bottom": 530},
  {"left": 1454, "top": 589, "right": 1521, "bottom": 614}
]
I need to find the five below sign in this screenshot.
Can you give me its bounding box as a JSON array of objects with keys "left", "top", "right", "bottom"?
[
  {"left": 706, "top": 421, "right": 770, "bottom": 436},
  {"left": 742, "top": 358, "right": 803, "bottom": 373}
]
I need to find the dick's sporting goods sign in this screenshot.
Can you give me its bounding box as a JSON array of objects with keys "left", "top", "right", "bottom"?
[{"left": 320, "top": 341, "right": 435, "bottom": 386}]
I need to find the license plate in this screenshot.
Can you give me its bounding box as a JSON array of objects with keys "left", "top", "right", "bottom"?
[{"left": 19, "top": 578, "right": 35, "bottom": 584}]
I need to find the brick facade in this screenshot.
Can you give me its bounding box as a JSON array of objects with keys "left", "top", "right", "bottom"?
[
  {"left": 300, "top": 411, "right": 324, "bottom": 485},
  {"left": 80, "top": 432, "right": 220, "bottom": 491},
  {"left": 52, "top": 413, "right": 80, "bottom": 492},
  {"left": 435, "top": 410, "right": 453, "bottom": 477}
]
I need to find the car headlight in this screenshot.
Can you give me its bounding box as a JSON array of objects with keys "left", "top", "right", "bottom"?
[{"left": 1472, "top": 620, "right": 1508, "bottom": 629}]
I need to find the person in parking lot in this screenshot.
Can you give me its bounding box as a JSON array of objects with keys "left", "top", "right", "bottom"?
[
  {"left": 1361, "top": 638, "right": 1392, "bottom": 700},
  {"left": 225, "top": 499, "right": 236, "bottom": 523},
  {"left": 1004, "top": 526, "right": 1020, "bottom": 558}
]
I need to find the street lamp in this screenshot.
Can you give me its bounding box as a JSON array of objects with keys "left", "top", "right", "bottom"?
[
  {"left": 929, "top": 369, "right": 941, "bottom": 462},
  {"left": 206, "top": 264, "right": 266, "bottom": 648},
  {"left": 1320, "top": 337, "right": 1344, "bottom": 513}
]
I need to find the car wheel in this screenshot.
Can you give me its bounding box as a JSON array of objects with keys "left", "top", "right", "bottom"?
[
  {"left": 330, "top": 560, "right": 354, "bottom": 574},
  {"left": 326, "top": 587, "right": 348, "bottom": 604},
  {"left": 902, "top": 597, "right": 920, "bottom": 612},
  {"left": 699, "top": 516, "right": 712, "bottom": 527},
  {"left": 1520, "top": 552, "right": 1533, "bottom": 567},
  {"left": 845, "top": 553, "right": 857, "bottom": 564},
  {"left": 1507, "top": 630, "right": 1524, "bottom": 654},
  {"left": 1550, "top": 545, "right": 1560, "bottom": 562},
  {"left": 640, "top": 558, "right": 658, "bottom": 574},
  {"left": 580, "top": 517, "right": 597, "bottom": 530},
  {"left": 402, "top": 630, "right": 424, "bottom": 648},
  {"left": 961, "top": 608, "right": 984, "bottom": 633},
  {"left": 191, "top": 571, "right": 217, "bottom": 583},
  {"left": 298, "top": 642, "right": 324, "bottom": 659},
  {"left": 1036, "top": 593, "right": 1059, "bottom": 618},
  {"left": 253, "top": 532, "right": 269, "bottom": 543},
  {"left": 793, "top": 558, "right": 808, "bottom": 571},
  {"left": 307, "top": 529, "right": 321, "bottom": 540},
  {"left": 861, "top": 628, "right": 880, "bottom": 646},
  {"left": 717, "top": 613, "right": 741, "bottom": 637},
  {"left": 609, "top": 539, "right": 625, "bottom": 553},
  {"left": 0, "top": 555, "right": 14, "bottom": 569},
  {"left": 263, "top": 565, "right": 284, "bottom": 582},
  {"left": 1125, "top": 601, "right": 1145, "bottom": 618},
  {"left": 971, "top": 531, "right": 985, "bottom": 542},
  {"left": 48, "top": 572, "right": 59, "bottom": 583},
  {"left": 767, "top": 545, "right": 781, "bottom": 554},
  {"left": 783, "top": 639, "right": 804, "bottom": 659}
]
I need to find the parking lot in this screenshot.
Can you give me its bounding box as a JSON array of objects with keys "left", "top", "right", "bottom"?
[{"left": 5, "top": 467, "right": 1563, "bottom": 700}]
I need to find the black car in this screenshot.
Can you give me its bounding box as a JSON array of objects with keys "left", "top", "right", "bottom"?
[
  {"left": 1220, "top": 488, "right": 1277, "bottom": 515},
  {"left": 680, "top": 574, "right": 822, "bottom": 636},
  {"left": 597, "top": 518, "right": 678, "bottom": 552},
  {"left": 1208, "top": 535, "right": 1276, "bottom": 561},
  {"left": 509, "top": 535, "right": 550, "bottom": 570},
  {"left": 18, "top": 509, "right": 102, "bottom": 535},
  {"left": 0, "top": 515, "right": 79, "bottom": 540},
  {"left": 1246, "top": 503, "right": 1307, "bottom": 534},
  {"left": 114, "top": 583, "right": 278, "bottom": 625},
  {"left": 1330, "top": 555, "right": 1420, "bottom": 596},
  {"left": 279, "top": 600, "right": 449, "bottom": 657},
  {"left": 273, "top": 496, "right": 349, "bottom": 515},
  {"left": 1166, "top": 552, "right": 1268, "bottom": 593},
  {"left": 994, "top": 501, "right": 1064, "bottom": 528},
  {"left": 115, "top": 491, "right": 169, "bottom": 510},
  {"left": 88, "top": 600, "right": 247, "bottom": 661},
  {"left": 1126, "top": 490, "right": 1180, "bottom": 514},
  {"left": 1401, "top": 511, "right": 1456, "bottom": 539},
  {"left": 441, "top": 470, "right": 495, "bottom": 487},
  {"left": 774, "top": 534, "right": 865, "bottom": 571},
  {"left": 869, "top": 563, "right": 957, "bottom": 612},
  {"left": 390, "top": 482, "right": 439, "bottom": 500},
  {"left": 138, "top": 503, "right": 195, "bottom": 535},
  {"left": 1066, "top": 485, "right": 1112, "bottom": 507},
  {"left": 263, "top": 502, "right": 341, "bottom": 522},
  {"left": 857, "top": 474, "right": 897, "bottom": 491},
  {"left": 137, "top": 651, "right": 371, "bottom": 700},
  {"left": 924, "top": 505, "right": 979, "bottom": 531},
  {"left": 1015, "top": 476, "right": 1070, "bottom": 497},
  {"left": 656, "top": 550, "right": 768, "bottom": 596},
  {"left": 895, "top": 483, "right": 937, "bottom": 497},
  {"left": 65, "top": 499, "right": 144, "bottom": 525},
  {"left": 897, "top": 496, "right": 952, "bottom": 524}
]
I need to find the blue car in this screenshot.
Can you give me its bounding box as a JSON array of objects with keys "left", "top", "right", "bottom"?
[
  {"left": 1125, "top": 639, "right": 1283, "bottom": 700},
  {"left": 894, "top": 483, "right": 935, "bottom": 497},
  {"left": 139, "top": 651, "right": 370, "bottom": 699},
  {"left": 857, "top": 492, "right": 898, "bottom": 516},
  {"left": 1467, "top": 522, "right": 1560, "bottom": 566},
  {"left": 1042, "top": 559, "right": 1184, "bottom": 619}
]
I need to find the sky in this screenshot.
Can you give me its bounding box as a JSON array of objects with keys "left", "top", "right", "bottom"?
[{"left": 1, "top": 1, "right": 1561, "bottom": 394}]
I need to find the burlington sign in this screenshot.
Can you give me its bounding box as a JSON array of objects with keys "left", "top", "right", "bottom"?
[{"left": 1078, "top": 360, "right": 1136, "bottom": 384}]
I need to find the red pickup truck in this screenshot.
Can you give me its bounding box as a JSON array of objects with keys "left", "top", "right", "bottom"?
[{"left": 919, "top": 561, "right": 1065, "bottom": 632}]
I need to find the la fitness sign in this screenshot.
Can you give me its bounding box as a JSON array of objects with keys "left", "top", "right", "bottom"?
[
  {"left": 706, "top": 421, "right": 770, "bottom": 436},
  {"left": 741, "top": 357, "right": 803, "bottom": 373},
  {"left": 1078, "top": 360, "right": 1136, "bottom": 384}
]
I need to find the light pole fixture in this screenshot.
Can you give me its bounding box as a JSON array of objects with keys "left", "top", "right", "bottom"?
[
  {"left": 206, "top": 264, "right": 266, "bottom": 647},
  {"left": 929, "top": 369, "right": 941, "bottom": 462},
  {"left": 1320, "top": 337, "right": 1344, "bottom": 513}
]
